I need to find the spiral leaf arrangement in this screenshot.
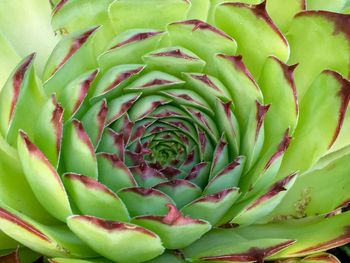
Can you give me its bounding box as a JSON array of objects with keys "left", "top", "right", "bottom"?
[{"left": 0, "top": 0, "right": 350, "bottom": 262}]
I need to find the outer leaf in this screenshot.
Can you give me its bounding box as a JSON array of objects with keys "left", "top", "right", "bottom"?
[
  {"left": 63, "top": 173, "right": 129, "bottom": 222},
  {"left": 67, "top": 215, "right": 165, "bottom": 262},
  {"left": 17, "top": 131, "right": 72, "bottom": 222},
  {"left": 306, "top": 0, "right": 347, "bottom": 11},
  {"left": 0, "top": 54, "right": 46, "bottom": 145},
  {"left": 118, "top": 187, "right": 175, "bottom": 217},
  {"left": 43, "top": 27, "right": 99, "bottom": 95},
  {"left": 0, "top": 32, "right": 20, "bottom": 89},
  {"left": 34, "top": 95, "right": 63, "bottom": 168},
  {"left": 167, "top": 19, "right": 237, "bottom": 74},
  {"left": 182, "top": 188, "right": 240, "bottom": 225},
  {"left": 0, "top": 205, "right": 96, "bottom": 258},
  {"left": 0, "top": 136, "right": 57, "bottom": 224},
  {"left": 268, "top": 149, "right": 350, "bottom": 220},
  {"left": 278, "top": 71, "right": 350, "bottom": 177},
  {"left": 185, "top": 237, "right": 294, "bottom": 262},
  {"left": 0, "top": 0, "right": 59, "bottom": 74},
  {"left": 230, "top": 173, "right": 298, "bottom": 225},
  {"left": 258, "top": 56, "right": 298, "bottom": 151},
  {"left": 287, "top": 11, "right": 350, "bottom": 98},
  {"left": 215, "top": 2, "right": 290, "bottom": 78},
  {"left": 108, "top": 0, "right": 190, "bottom": 33},
  {"left": 266, "top": 0, "right": 306, "bottom": 32}
]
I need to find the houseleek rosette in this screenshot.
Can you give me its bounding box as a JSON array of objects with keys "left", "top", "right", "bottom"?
[{"left": 1, "top": 0, "right": 350, "bottom": 262}]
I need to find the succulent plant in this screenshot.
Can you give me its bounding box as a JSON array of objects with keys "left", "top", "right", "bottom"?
[{"left": 1, "top": 0, "right": 350, "bottom": 262}]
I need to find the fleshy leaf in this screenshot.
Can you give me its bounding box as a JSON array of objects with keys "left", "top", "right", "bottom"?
[
  {"left": 154, "top": 180, "right": 202, "bottom": 209},
  {"left": 0, "top": 0, "right": 59, "bottom": 74},
  {"left": 67, "top": 215, "right": 165, "bottom": 262},
  {"left": 168, "top": 19, "right": 237, "bottom": 74},
  {"left": 0, "top": 33, "right": 20, "bottom": 89},
  {"left": 215, "top": 2, "right": 289, "bottom": 78},
  {"left": 196, "top": 213, "right": 350, "bottom": 260},
  {"left": 181, "top": 188, "right": 240, "bottom": 225},
  {"left": 81, "top": 99, "right": 108, "bottom": 149},
  {"left": 287, "top": 11, "right": 350, "bottom": 98},
  {"left": 132, "top": 204, "right": 211, "bottom": 249},
  {"left": 266, "top": 0, "right": 306, "bottom": 32},
  {"left": 108, "top": 0, "right": 190, "bottom": 33},
  {"left": 278, "top": 71, "right": 350, "bottom": 177},
  {"left": 0, "top": 205, "right": 96, "bottom": 258},
  {"left": 63, "top": 173, "right": 129, "bottom": 222},
  {"left": 0, "top": 54, "right": 46, "bottom": 145},
  {"left": 59, "top": 69, "right": 99, "bottom": 120},
  {"left": 0, "top": 136, "right": 57, "bottom": 224},
  {"left": 62, "top": 120, "right": 98, "bottom": 179},
  {"left": 268, "top": 149, "right": 350, "bottom": 219},
  {"left": 185, "top": 237, "right": 294, "bottom": 262},
  {"left": 230, "top": 173, "right": 298, "bottom": 225},
  {"left": 43, "top": 27, "right": 99, "bottom": 95},
  {"left": 97, "top": 153, "right": 137, "bottom": 193},
  {"left": 118, "top": 187, "right": 175, "bottom": 217},
  {"left": 306, "top": 0, "right": 348, "bottom": 12},
  {"left": 17, "top": 131, "right": 72, "bottom": 222},
  {"left": 34, "top": 95, "right": 63, "bottom": 168},
  {"left": 258, "top": 56, "right": 298, "bottom": 151}
]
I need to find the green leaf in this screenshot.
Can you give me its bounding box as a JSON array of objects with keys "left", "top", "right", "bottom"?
[
  {"left": 154, "top": 180, "right": 202, "bottom": 209},
  {"left": 59, "top": 69, "right": 99, "bottom": 120},
  {"left": 0, "top": 205, "right": 96, "bottom": 258},
  {"left": 278, "top": 71, "right": 350, "bottom": 177},
  {"left": 0, "top": 136, "right": 58, "bottom": 224},
  {"left": 67, "top": 215, "right": 165, "bottom": 262},
  {"left": 230, "top": 173, "right": 298, "bottom": 225},
  {"left": 145, "top": 251, "right": 187, "bottom": 263},
  {"left": 108, "top": 0, "right": 190, "bottom": 33},
  {"left": 187, "top": 0, "right": 210, "bottom": 21},
  {"left": 287, "top": 11, "right": 350, "bottom": 99},
  {"left": 0, "top": 54, "right": 46, "bottom": 145},
  {"left": 167, "top": 20, "right": 237, "bottom": 74},
  {"left": 0, "top": 32, "right": 20, "bottom": 90},
  {"left": 81, "top": 100, "right": 108, "bottom": 149},
  {"left": 50, "top": 258, "right": 112, "bottom": 263},
  {"left": 143, "top": 47, "right": 206, "bottom": 78},
  {"left": 185, "top": 237, "right": 294, "bottom": 262},
  {"left": 258, "top": 56, "right": 299, "bottom": 152},
  {"left": 97, "top": 153, "right": 137, "bottom": 193},
  {"left": 185, "top": 211, "right": 350, "bottom": 260},
  {"left": 62, "top": 120, "right": 98, "bottom": 179},
  {"left": 204, "top": 156, "right": 245, "bottom": 195},
  {"left": 306, "top": 0, "right": 347, "bottom": 11},
  {"left": 52, "top": 0, "right": 115, "bottom": 54},
  {"left": 268, "top": 149, "right": 350, "bottom": 220},
  {"left": 215, "top": 2, "right": 289, "bottom": 78},
  {"left": 118, "top": 187, "right": 175, "bottom": 217},
  {"left": 266, "top": 0, "right": 306, "bottom": 32},
  {"left": 91, "top": 65, "right": 145, "bottom": 103},
  {"left": 43, "top": 27, "right": 99, "bottom": 95},
  {"left": 182, "top": 188, "right": 240, "bottom": 226},
  {"left": 17, "top": 131, "right": 72, "bottom": 222},
  {"left": 0, "top": 0, "right": 59, "bottom": 74},
  {"left": 0, "top": 230, "right": 18, "bottom": 250},
  {"left": 214, "top": 54, "right": 263, "bottom": 128},
  {"left": 34, "top": 95, "right": 63, "bottom": 168},
  {"left": 98, "top": 30, "right": 164, "bottom": 72},
  {"left": 63, "top": 173, "right": 129, "bottom": 222},
  {"left": 132, "top": 204, "right": 211, "bottom": 249}
]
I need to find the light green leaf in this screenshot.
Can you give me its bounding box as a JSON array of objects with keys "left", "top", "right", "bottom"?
[{"left": 67, "top": 215, "right": 165, "bottom": 262}]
